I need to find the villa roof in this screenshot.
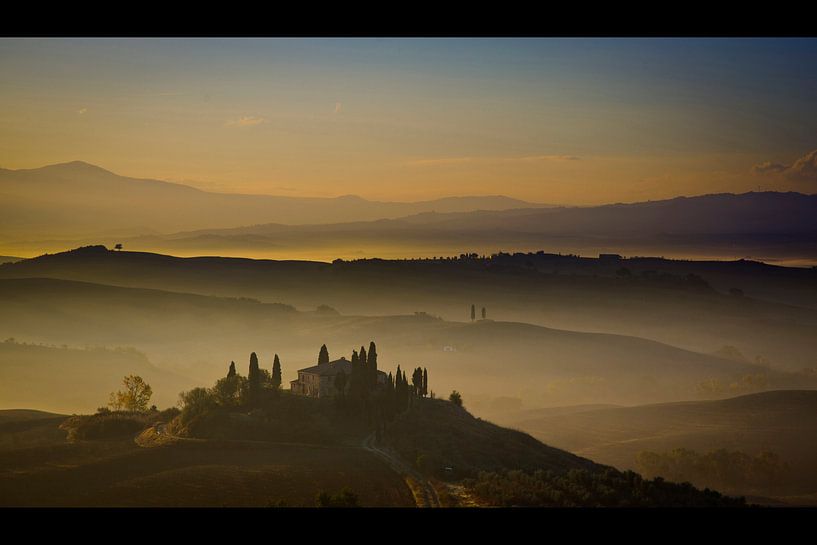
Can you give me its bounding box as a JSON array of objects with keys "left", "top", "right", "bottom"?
[{"left": 297, "top": 357, "right": 386, "bottom": 377}]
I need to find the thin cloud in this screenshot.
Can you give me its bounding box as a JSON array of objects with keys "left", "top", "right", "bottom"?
[
  {"left": 225, "top": 116, "right": 266, "bottom": 128},
  {"left": 335, "top": 102, "right": 342, "bottom": 114},
  {"left": 753, "top": 149, "right": 817, "bottom": 182},
  {"left": 77, "top": 108, "right": 87, "bottom": 115},
  {"left": 404, "top": 154, "right": 581, "bottom": 167},
  {"left": 752, "top": 161, "right": 787, "bottom": 175}
]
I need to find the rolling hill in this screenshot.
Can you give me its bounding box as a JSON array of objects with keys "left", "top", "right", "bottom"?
[
  {"left": 0, "top": 276, "right": 812, "bottom": 413},
  {"left": 3, "top": 246, "right": 816, "bottom": 373},
  {"left": 500, "top": 390, "right": 817, "bottom": 502}
]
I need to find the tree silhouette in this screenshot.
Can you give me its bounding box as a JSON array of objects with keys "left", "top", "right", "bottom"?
[
  {"left": 449, "top": 390, "right": 463, "bottom": 407},
  {"left": 471, "top": 304, "right": 476, "bottom": 321},
  {"left": 114, "top": 243, "right": 123, "bottom": 251},
  {"left": 481, "top": 307, "right": 486, "bottom": 320},
  {"left": 227, "top": 361, "right": 236, "bottom": 378},
  {"left": 412, "top": 367, "right": 423, "bottom": 397},
  {"left": 271, "top": 354, "right": 282, "bottom": 389},
  {"left": 368, "top": 341, "right": 378, "bottom": 387},
  {"left": 248, "top": 352, "right": 261, "bottom": 400},
  {"left": 318, "top": 344, "right": 329, "bottom": 365}
]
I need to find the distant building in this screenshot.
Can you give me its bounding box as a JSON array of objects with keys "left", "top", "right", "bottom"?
[
  {"left": 290, "top": 357, "right": 387, "bottom": 398},
  {"left": 598, "top": 253, "right": 622, "bottom": 261}
]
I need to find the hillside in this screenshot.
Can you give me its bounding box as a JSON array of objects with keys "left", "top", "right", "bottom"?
[
  {"left": 0, "top": 340, "right": 195, "bottom": 413},
  {"left": 0, "top": 396, "right": 745, "bottom": 507},
  {"left": 0, "top": 276, "right": 809, "bottom": 413},
  {"left": 3, "top": 246, "right": 816, "bottom": 373},
  {"left": 501, "top": 390, "right": 817, "bottom": 501}
]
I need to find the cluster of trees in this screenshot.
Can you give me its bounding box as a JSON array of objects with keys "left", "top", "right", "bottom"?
[
  {"left": 178, "top": 352, "right": 283, "bottom": 425},
  {"left": 469, "top": 304, "right": 486, "bottom": 321},
  {"left": 462, "top": 468, "right": 747, "bottom": 507},
  {"left": 635, "top": 448, "right": 791, "bottom": 493},
  {"left": 331, "top": 342, "right": 380, "bottom": 403}
]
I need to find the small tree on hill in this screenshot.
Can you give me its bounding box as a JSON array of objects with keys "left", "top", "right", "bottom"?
[
  {"left": 227, "top": 361, "right": 236, "bottom": 378},
  {"left": 481, "top": 307, "right": 486, "bottom": 320},
  {"left": 471, "top": 304, "right": 476, "bottom": 321},
  {"left": 271, "top": 354, "right": 282, "bottom": 389},
  {"left": 108, "top": 375, "right": 152, "bottom": 412},
  {"left": 449, "top": 390, "right": 463, "bottom": 407}
]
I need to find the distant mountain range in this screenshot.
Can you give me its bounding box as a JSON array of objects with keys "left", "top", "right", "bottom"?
[
  {"left": 0, "top": 161, "right": 546, "bottom": 238},
  {"left": 3, "top": 161, "right": 816, "bottom": 264}
]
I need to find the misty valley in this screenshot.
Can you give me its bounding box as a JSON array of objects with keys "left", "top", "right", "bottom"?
[
  {"left": 1, "top": 240, "right": 816, "bottom": 507},
  {"left": 3, "top": 37, "right": 817, "bottom": 511}
]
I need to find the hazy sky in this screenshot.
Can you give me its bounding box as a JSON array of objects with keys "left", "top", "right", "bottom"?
[{"left": 2, "top": 37, "right": 816, "bottom": 203}]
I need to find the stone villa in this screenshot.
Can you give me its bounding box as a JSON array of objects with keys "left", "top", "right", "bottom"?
[{"left": 290, "top": 356, "right": 388, "bottom": 398}]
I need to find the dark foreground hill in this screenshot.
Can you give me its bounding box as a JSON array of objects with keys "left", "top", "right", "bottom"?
[{"left": 0, "top": 398, "right": 746, "bottom": 507}]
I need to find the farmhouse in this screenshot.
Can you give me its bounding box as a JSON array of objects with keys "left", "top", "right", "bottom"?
[{"left": 290, "top": 356, "right": 387, "bottom": 398}]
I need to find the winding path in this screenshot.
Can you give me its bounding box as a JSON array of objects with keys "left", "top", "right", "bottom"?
[{"left": 361, "top": 432, "right": 440, "bottom": 508}]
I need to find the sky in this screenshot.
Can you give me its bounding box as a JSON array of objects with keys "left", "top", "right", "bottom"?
[{"left": 1, "top": 37, "right": 816, "bottom": 204}]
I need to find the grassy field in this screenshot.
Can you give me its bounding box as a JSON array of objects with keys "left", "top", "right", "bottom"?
[{"left": 0, "top": 410, "right": 412, "bottom": 507}]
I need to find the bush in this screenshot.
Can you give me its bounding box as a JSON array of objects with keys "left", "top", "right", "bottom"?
[{"left": 316, "top": 488, "right": 359, "bottom": 507}]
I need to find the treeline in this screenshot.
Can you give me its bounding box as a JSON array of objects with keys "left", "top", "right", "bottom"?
[
  {"left": 635, "top": 448, "right": 791, "bottom": 494},
  {"left": 463, "top": 468, "right": 747, "bottom": 507}
]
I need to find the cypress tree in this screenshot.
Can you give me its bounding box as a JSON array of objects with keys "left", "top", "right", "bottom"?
[
  {"left": 368, "top": 341, "right": 378, "bottom": 387},
  {"left": 471, "top": 304, "right": 476, "bottom": 321},
  {"left": 359, "top": 346, "right": 368, "bottom": 393},
  {"left": 422, "top": 367, "right": 428, "bottom": 397},
  {"left": 318, "top": 344, "right": 329, "bottom": 365},
  {"left": 412, "top": 367, "right": 422, "bottom": 396},
  {"left": 482, "top": 307, "right": 486, "bottom": 320},
  {"left": 227, "top": 361, "right": 236, "bottom": 378},
  {"left": 271, "top": 354, "right": 282, "bottom": 389},
  {"left": 351, "top": 350, "right": 360, "bottom": 400},
  {"left": 248, "top": 352, "right": 261, "bottom": 404}
]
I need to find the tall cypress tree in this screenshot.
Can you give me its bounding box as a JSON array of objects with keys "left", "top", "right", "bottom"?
[
  {"left": 359, "top": 346, "right": 368, "bottom": 393},
  {"left": 318, "top": 344, "right": 329, "bottom": 365},
  {"left": 368, "top": 341, "right": 378, "bottom": 387},
  {"left": 481, "top": 307, "right": 486, "bottom": 320},
  {"left": 248, "top": 352, "right": 261, "bottom": 403},
  {"left": 227, "top": 361, "right": 236, "bottom": 378},
  {"left": 350, "top": 350, "right": 360, "bottom": 400},
  {"left": 422, "top": 367, "right": 428, "bottom": 397},
  {"left": 471, "top": 304, "right": 476, "bottom": 321},
  {"left": 271, "top": 354, "right": 282, "bottom": 389}
]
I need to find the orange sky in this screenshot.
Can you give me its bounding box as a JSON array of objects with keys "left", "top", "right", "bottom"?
[{"left": 2, "top": 38, "right": 816, "bottom": 204}]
